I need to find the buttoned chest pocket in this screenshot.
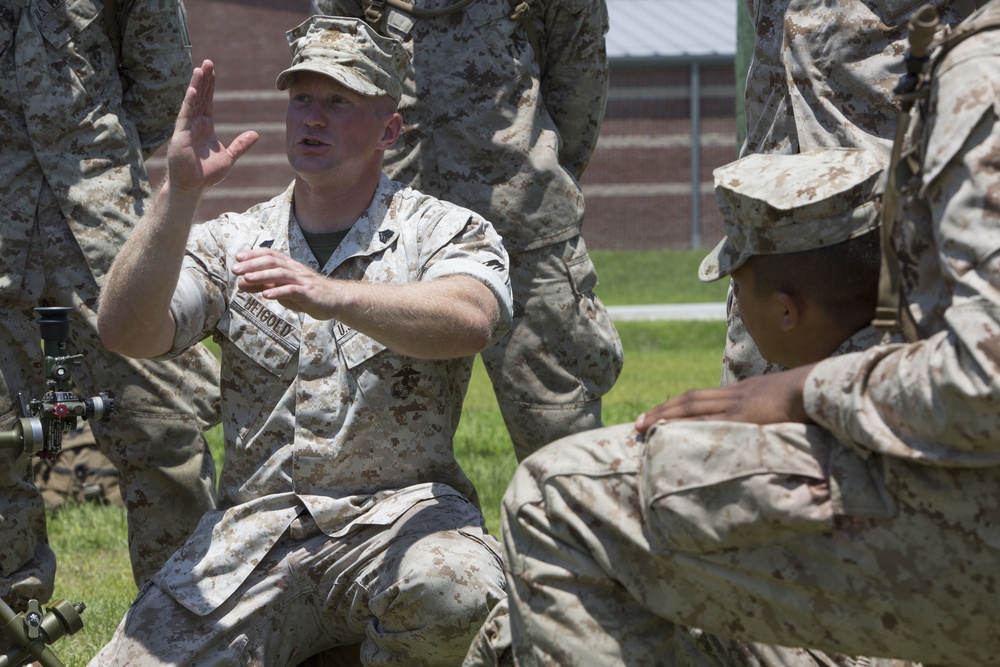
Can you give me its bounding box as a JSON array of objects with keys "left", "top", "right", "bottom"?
[
  {"left": 219, "top": 301, "right": 300, "bottom": 442},
  {"left": 337, "top": 328, "right": 450, "bottom": 436},
  {"left": 334, "top": 325, "right": 386, "bottom": 372},
  {"left": 867, "top": 0, "right": 926, "bottom": 24},
  {"left": 36, "top": 0, "right": 111, "bottom": 85}
]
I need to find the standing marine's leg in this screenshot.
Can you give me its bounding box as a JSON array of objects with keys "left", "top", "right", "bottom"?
[
  {"left": 480, "top": 236, "right": 623, "bottom": 461},
  {"left": 5, "top": 187, "right": 219, "bottom": 594}
]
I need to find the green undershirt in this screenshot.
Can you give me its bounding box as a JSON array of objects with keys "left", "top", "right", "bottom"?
[{"left": 301, "top": 228, "right": 351, "bottom": 267}]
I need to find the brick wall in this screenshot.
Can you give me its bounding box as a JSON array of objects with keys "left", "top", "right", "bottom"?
[
  {"left": 583, "top": 63, "right": 737, "bottom": 250},
  {"left": 151, "top": 0, "right": 738, "bottom": 250}
]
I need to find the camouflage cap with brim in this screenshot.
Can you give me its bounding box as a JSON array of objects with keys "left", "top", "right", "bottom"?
[
  {"left": 699, "top": 147, "right": 886, "bottom": 282},
  {"left": 275, "top": 15, "right": 410, "bottom": 103}
]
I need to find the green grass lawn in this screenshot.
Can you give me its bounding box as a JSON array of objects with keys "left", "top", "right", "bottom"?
[
  {"left": 40, "top": 248, "right": 728, "bottom": 666},
  {"left": 590, "top": 248, "right": 730, "bottom": 305}
]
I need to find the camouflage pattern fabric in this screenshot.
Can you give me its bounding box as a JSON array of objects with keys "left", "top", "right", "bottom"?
[
  {"left": 723, "top": 0, "right": 971, "bottom": 384},
  {"left": 87, "top": 174, "right": 512, "bottom": 665},
  {"left": 462, "top": 330, "right": 907, "bottom": 667},
  {"left": 90, "top": 497, "right": 506, "bottom": 667},
  {"left": 500, "top": 417, "right": 992, "bottom": 665},
  {"left": 0, "top": 0, "right": 220, "bottom": 605},
  {"left": 481, "top": 237, "right": 622, "bottom": 461},
  {"left": 496, "top": 3, "right": 1000, "bottom": 663},
  {"left": 313, "top": 0, "right": 623, "bottom": 459},
  {"left": 699, "top": 147, "right": 885, "bottom": 282},
  {"left": 742, "top": 0, "right": 965, "bottom": 159},
  {"left": 32, "top": 423, "right": 123, "bottom": 510}
]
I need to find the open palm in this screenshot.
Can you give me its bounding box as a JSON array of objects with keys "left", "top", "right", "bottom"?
[{"left": 167, "top": 59, "right": 260, "bottom": 193}]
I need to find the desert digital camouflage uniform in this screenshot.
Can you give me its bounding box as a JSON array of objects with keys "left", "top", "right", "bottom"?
[
  {"left": 312, "top": 0, "right": 623, "bottom": 461},
  {"left": 89, "top": 174, "right": 513, "bottom": 666},
  {"left": 496, "top": 3, "right": 1000, "bottom": 664},
  {"left": 0, "top": 0, "right": 219, "bottom": 606},
  {"left": 463, "top": 147, "right": 905, "bottom": 667},
  {"left": 724, "top": 0, "right": 980, "bottom": 384}
]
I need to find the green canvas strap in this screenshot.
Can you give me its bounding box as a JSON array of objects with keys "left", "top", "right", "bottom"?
[
  {"left": 361, "top": 0, "right": 540, "bottom": 67},
  {"left": 364, "top": 0, "right": 477, "bottom": 30},
  {"left": 873, "top": 6, "right": 937, "bottom": 341}
]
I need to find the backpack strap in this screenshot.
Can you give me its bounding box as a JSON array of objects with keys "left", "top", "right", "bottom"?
[
  {"left": 875, "top": 0, "right": 1000, "bottom": 340},
  {"left": 361, "top": 0, "right": 540, "bottom": 67},
  {"left": 510, "top": 0, "right": 540, "bottom": 69},
  {"left": 364, "top": 0, "right": 477, "bottom": 31},
  {"left": 873, "top": 6, "right": 937, "bottom": 341}
]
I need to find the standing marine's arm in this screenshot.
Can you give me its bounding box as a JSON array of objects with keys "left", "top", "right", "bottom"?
[
  {"left": 536, "top": 0, "right": 609, "bottom": 178},
  {"left": 117, "top": 0, "right": 194, "bottom": 158}
]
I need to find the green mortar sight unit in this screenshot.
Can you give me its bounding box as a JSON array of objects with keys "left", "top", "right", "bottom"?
[{"left": 0, "top": 307, "right": 114, "bottom": 458}]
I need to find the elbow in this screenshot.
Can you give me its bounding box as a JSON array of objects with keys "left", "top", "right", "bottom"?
[
  {"left": 98, "top": 317, "right": 138, "bottom": 358},
  {"left": 97, "top": 310, "right": 124, "bottom": 354},
  {"left": 97, "top": 311, "right": 172, "bottom": 359},
  {"left": 465, "top": 325, "right": 495, "bottom": 356},
  {"left": 465, "top": 306, "right": 503, "bottom": 355},
  {"left": 441, "top": 279, "right": 504, "bottom": 356}
]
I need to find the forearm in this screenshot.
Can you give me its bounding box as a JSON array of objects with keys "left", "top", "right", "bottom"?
[
  {"left": 327, "top": 275, "right": 500, "bottom": 359},
  {"left": 99, "top": 181, "right": 202, "bottom": 357},
  {"left": 540, "top": 0, "right": 609, "bottom": 177}
]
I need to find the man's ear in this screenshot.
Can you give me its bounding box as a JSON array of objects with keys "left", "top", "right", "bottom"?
[
  {"left": 379, "top": 112, "right": 403, "bottom": 149},
  {"left": 775, "top": 291, "right": 801, "bottom": 331}
]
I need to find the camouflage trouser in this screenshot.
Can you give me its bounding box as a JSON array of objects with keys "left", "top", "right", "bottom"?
[
  {"left": 495, "top": 422, "right": 1000, "bottom": 666},
  {"left": 480, "top": 236, "right": 623, "bottom": 461},
  {"left": 463, "top": 599, "right": 917, "bottom": 667},
  {"left": 90, "top": 497, "right": 506, "bottom": 667},
  {"left": 0, "top": 185, "right": 219, "bottom": 606}
]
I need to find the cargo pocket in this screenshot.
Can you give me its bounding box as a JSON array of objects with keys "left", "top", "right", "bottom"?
[
  {"left": 564, "top": 239, "right": 623, "bottom": 399},
  {"left": 639, "top": 421, "right": 894, "bottom": 554}
]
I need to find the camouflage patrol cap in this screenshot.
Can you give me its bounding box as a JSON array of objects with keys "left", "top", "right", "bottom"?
[
  {"left": 276, "top": 15, "right": 410, "bottom": 103},
  {"left": 699, "top": 147, "right": 885, "bottom": 282}
]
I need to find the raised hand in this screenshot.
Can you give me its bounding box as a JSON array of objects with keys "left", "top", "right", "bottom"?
[{"left": 166, "top": 59, "right": 260, "bottom": 194}]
